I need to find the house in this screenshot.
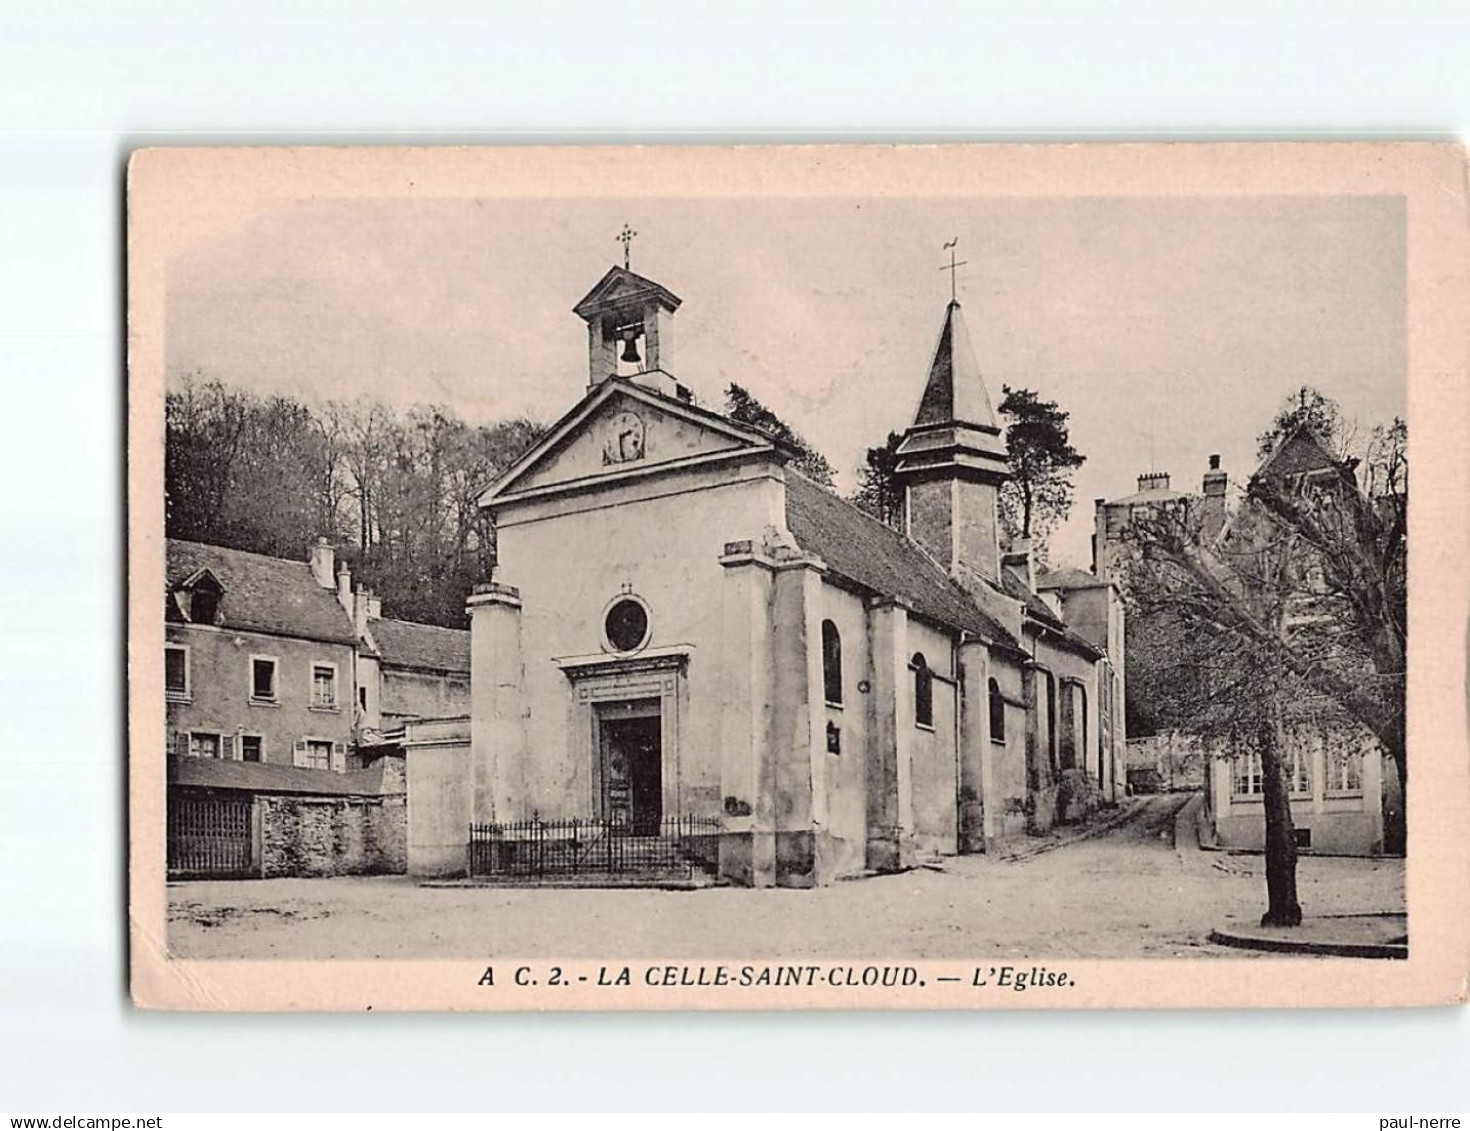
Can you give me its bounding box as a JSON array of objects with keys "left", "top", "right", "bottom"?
[
  {"left": 406, "top": 262, "right": 1126, "bottom": 883},
  {"left": 164, "top": 537, "right": 467, "bottom": 877},
  {"left": 165, "top": 538, "right": 360, "bottom": 773}
]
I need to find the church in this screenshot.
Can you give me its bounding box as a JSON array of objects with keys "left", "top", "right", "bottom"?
[{"left": 412, "top": 255, "right": 1126, "bottom": 886}]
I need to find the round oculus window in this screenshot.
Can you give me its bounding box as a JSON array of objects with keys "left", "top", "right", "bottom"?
[{"left": 604, "top": 598, "right": 650, "bottom": 653}]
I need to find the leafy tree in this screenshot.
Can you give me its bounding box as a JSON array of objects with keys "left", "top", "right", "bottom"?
[
  {"left": 850, "top": 431, "right": 904, "bottom": 529},
  {"left": 997, "top": 386, "right": 1086, "bottom": 560},
  {"left": 724, "top": 382, "right": 836, "bottom": 488}
]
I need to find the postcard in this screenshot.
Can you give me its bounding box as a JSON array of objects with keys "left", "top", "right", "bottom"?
[{"left": 128, "top": 142, "right": 1468, "bottom": 1009}]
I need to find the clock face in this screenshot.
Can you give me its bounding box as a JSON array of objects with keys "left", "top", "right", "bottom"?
[{"left": 604, "top": 410, "right": 646, "bottom": 464}]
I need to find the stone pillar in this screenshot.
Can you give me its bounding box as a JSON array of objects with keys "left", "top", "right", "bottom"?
[
  {"left": 717, "top": 542, "right": 777, "bottom": 887},
  {"left": 643, "top": 303, "right": 675, "bottom": 376},
  {"left": 587, "top": 318, "right": 618, "bottom": 388},
  {"left": 957, "top": 638, "right": 989, "bottom": 852},
  {"left": 770, "top": 551, "right": 824, "bottom": 887},
  {"left": 466, "top": 583, "right": 526, "bottom": 825},
  {"left": 865, "top": 597, "right": 915, "bottom": 872}
]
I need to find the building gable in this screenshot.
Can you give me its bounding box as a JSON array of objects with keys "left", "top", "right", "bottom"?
[{"left": 481, "top": 379, "right": 778, "bottom": 505}]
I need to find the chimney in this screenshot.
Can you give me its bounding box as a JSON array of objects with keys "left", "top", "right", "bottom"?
[
  {"left": 1136, "top": 471, "right": 1171, "bottom": 494},
  {"left": 1002, "top": 537, "right": 1036, "bottom": 594},
  {"left": 308, "top": 538, "right": 335, "bottom": 589},
  {"left": 351, "top": 587, "right": 371, "bottom": 637},
  {"left": 1201, "top": 454, "right": 1228, "bottom": 541},
  {"left": 335, "top": 562, "right": 352, "bottom": 616}
]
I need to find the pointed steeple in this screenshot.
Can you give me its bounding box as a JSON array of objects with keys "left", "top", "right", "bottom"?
[
  {"left": 913, "top": 300, "right": 997, "bottom": 429},
  {"left": 894, "top": 299, "right": 1010, "bottom": 585}
]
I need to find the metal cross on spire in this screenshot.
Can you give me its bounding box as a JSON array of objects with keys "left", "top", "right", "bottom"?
[
  {"left": 617, "top": 224, "right": 637, "bottom": 270},
  {"left": 940, "top": 237, "right": 968, "bottom": 304}
]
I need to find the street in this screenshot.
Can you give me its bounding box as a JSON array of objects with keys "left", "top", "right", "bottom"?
[{"left": 167, "top": 794, "right": 1406, "bottom": 961}]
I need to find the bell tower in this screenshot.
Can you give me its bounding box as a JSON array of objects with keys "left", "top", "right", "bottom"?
[
  {"left": 894, "top": 295, "right": 1010, "bottom": 586},
  {"left": 572, "top": 229, "right": 684, "bottom": 399}
]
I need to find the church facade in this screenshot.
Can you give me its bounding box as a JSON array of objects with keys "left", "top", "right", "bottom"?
[{"left": 440, "top": 263, "right": 1125, "bottom": 886}]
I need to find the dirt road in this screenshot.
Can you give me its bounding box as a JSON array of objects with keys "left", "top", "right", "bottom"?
[{"left": 167, "top": 794, "right": 1405, "bottom": 960}]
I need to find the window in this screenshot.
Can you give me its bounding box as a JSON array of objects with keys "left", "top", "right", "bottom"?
[
  {"left": 1078, "top": 686, "right": 1089, "bottom": 769},
  {"left": 240, "top": 735, "right": 263, "bottom": 763},
  {"left": 826, "top": 720, "right": 842, "bottom": 755},
  {"left": 603, "top": 596, "right": 650, "bottom": 653},
  {"left": 1288, "top": 742, "right": 1311, "bottom": 795},
  {"left": 250, "top": 656, "right": 278, "bottom": 702},
  {"left": 988, "top": 678, "right": 1006, "bottom": 743},
  {"left": 188, "top": 732, "right": 223, "bottom": 760},
  {"left": 911, "top": 652, "right": 933, "bottom": 728},
  {"left": 1232, "top": 750, "right": 1264, "bottom": 797},
  {"left": 164, "top": 643, "right": 190, "bottom": 700},
  {"left": 1326, "top": 745, "right": 1363, "bottom": 794},
  {"left": 311, "top": 663, "right": 339, "bottom": 709},
  {"left": 358, "top": 686, "right": 368, "bottom": 711},
  {"left": 189, "top": 586, "right": 220, "bottom": 625},
  {"left": 296, "top": 739, "right": 333, "bottom": 771},
  {"left": 821, "top": 620, "right": 843, "bottom": 706}
]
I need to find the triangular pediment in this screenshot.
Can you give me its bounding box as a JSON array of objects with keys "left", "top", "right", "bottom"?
[
  {"left": 480, "top": 379, "right": 776, "bottom": 506},
  {"left": 572, "top": 266, "right": 682, "bottom": 319}
]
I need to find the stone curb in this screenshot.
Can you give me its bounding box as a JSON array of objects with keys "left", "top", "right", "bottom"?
[
  {"left": 1207, "top": 925, "right": 1407, "bottom": 960},
  {"left": 993, "top": 797, "right": 1150, "bottom": 863}
]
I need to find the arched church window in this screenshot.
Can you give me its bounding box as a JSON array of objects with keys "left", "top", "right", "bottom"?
[
  {"left": 603, "top": 595, "right": 650, "bottom": 653},
  {"left": 988, "top": 677, "right": 1005, "bottom": 743},
  {"left": 912, "top": 652, "right": 933, "bottom": 728},
  {"left": 1045, "top": 671, "right": 1058, "bottom": 771},
  {"left": 821, "top": 620, "right": 843, "bottom": 706}
]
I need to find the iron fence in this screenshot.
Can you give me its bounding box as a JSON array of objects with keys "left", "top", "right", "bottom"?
[{"left": 468, "top": 812, "right": 721, "bottom": 879}]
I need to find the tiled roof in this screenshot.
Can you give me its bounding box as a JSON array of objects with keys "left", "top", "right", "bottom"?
[
  {"left": 166, "top": 539, "right": 357, "bottom": 645},
  {"left": 169, "top": 756, "right": 402, "bottom": 796},
  {"left": 371, "top": 617, "right": 471, "bottom": 674},
  {"left": 783, "top": 474, "right": 1017, "bottom": 647},
  {"left": 1000, "top": 565, "right": 1065, "bottom": 628}
]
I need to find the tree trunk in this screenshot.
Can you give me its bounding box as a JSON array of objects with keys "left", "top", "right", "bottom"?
[
  {"left": 1383, "top": 723, "right": 1407, "bottom": 856},
  {"left": 1258, "top": 712, "right": 1302, "bottom": 927}
]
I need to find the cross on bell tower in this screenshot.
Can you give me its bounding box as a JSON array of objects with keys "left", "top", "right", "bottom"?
[
  {"left": 617, "top": 224, "right": 637, "bottom": 270},
  {"left": 940, "top": 237, "right": 967, "bottom": 304}
]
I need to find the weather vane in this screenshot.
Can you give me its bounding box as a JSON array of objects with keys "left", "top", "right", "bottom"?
[
  {"left": 940, "top": 237, "right": 967, "bottom": 304},
  {"left": 618, "top": 224, "right": 637, "bottom": 270}
]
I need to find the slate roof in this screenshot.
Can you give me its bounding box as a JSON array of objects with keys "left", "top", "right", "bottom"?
[
  {"left": 783, "top": 474, "right": 1018, "bottom": 648},
  {"left": 1105, "top": 484, "right": 1186, "bottom": 507},
  {"left": 913, "top": 300, "right": 998, "bottom": 429},
  {"left": 1256, "top": 424, "right": 1341, "bottom": 482},
  {"left": 1037, "top": 566, "right": 1109, "bottom": 592},
  {"left": 169, "top": 756, "right": 402, "bottom": 796},
  {"left": 166, "top": 539, "right": 357, "bottom": 646},
  {"left": 371, "top": 617, "right": 471, "bottom": 674}
]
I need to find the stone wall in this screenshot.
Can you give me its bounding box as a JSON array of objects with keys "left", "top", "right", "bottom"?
[{"left": 259, "top": 794, "right": 406, "bottom": 878}]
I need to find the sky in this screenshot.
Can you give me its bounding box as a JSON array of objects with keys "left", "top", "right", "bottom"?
[{"left": 166, "top": 193, "right": 1405, "bottom": 567}]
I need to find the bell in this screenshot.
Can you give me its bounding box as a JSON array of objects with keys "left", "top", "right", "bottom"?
[{"left": 620, "top": 334, "right": 642, "bottom": 365}]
